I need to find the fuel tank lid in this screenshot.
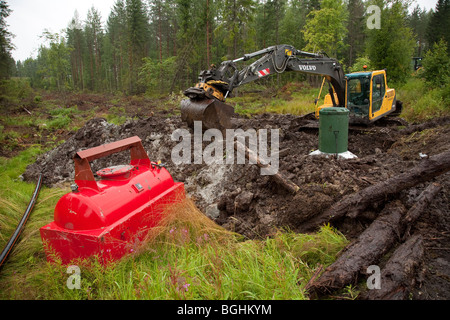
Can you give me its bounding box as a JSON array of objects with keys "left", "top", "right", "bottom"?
[{"left": 96, "top": 164, "right": 134, "bottom": 179}]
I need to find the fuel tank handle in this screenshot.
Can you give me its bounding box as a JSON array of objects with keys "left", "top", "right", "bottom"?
[{"left": 73, "top": 136, "right": 150, "bottom": 190}]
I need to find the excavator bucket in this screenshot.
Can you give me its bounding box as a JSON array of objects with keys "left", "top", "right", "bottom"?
[{"left": 180, "top": 98, "right": 234, "bottom": 131}]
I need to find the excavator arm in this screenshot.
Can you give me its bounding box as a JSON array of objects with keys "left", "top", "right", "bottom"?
[{"left": 181, "top": 44, "right": 346, "bottom": 130}]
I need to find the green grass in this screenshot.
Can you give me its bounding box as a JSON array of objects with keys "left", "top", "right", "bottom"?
[
  {"left": 0, "top": 148, "right": 68, "bottom": 288},
  {"left": 48, "top": 105, "right": 81, "bottom": 117},
  {"left": 233, "top": 96, "right": 316, "bottom": 116},
  {"left": 105, "top": 106, "right": 128, "bottom": 125},
  {"left": 229, "top": 84, "right": 320, "bottom": 116},
  {"left": 1, "top": 104, "right": 80, "bottom": 133},
  {"left": 0, "top": 148, "right": 349, "bottom": 300},
  {"left": 2, "top": 213, "right": 347, "bottom": 300},
  {"left": 45, "top": 105, "right": 80, "bottom": 130}
]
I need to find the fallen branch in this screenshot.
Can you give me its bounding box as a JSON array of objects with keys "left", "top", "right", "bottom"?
[
  {"left": 360, "top": 234, "right": 424, "bottom": 300},
  {"left": 299, "top": 149, "right": 450, "bottom": 232},
  {"left": 22, "top": 107, "right": 32, "bottom": 115},
  {"left": 234, "top": 140, "right": 299, "bottom": 194},
  {"left": 306, "top": 200, "right": 406, "bottom": 295},
  {"left": 272, "top": 148, "right": 290, "bottom": 158},
  {"left": 304, "top": 264, "right": 324, "bottom": 292}
]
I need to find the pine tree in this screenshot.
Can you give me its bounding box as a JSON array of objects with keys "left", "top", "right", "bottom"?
[
  {"left": 66, "top": 11, "right": 85, "bottom": 90},
  {"left": 408, "top": 5, "right": 431, "bottom": 56},
  {"left": 0, "top": 0, "right": 14, "bottom": 79},
  {"left": 426, "top": 0, "right": 450, "bottom": 52},
  {"left": 345, "top": 0, "right": 365, "bottom": 67},
  {"left": 84, "top": 7, "right": 104, "bottom": 91},
  {"left": 107, "top": 0, "right": 128, "bottom": 92},
  {"left": 422, "top": 38, "right": 449, "bottom": 87},
  {"left": 126, "top": 0, "right": 150, "bottom": 93},
  {"left": 366, "top": 0, "right": 415, "bottom": 83},
  {"left": 255, "top": 0, "right": 286, "bottom": 47},
  {"left": 279, "top": 0, "right": 308, "bottom": 48},
  {"left": 216, "top": 0, "right": 256, "bottom": 59}
]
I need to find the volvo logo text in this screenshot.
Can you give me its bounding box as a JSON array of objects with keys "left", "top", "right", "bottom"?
[{"left": 298, "top": 64, "right": 316, "bottom": 71}]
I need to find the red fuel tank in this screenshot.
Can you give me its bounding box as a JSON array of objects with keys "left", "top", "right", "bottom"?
[{"left": 40, "top": 136, "right": 185, "bottom": 264}]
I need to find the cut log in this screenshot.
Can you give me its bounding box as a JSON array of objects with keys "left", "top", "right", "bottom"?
[
  {"left": 403, "top": 182, "right": 442, "bottom": 239},
  {"left": 360, "top": 234, "right": 424, "bottom": 300},
  {"left": 234, "top": 140, "right": 300, "bottom": 194},
  {"left": 362, "top": 184, "right": 440, "bottom": 300},
  {"left": 299, "top": 149, "right": 450, "bottom": 232},
  {"left": 399, "top": 116, "right": 450, "bottom": 135},
  {"left": 307, "top": 182, "right": 441, "bottom": 297},
  {"left": 307, "top": 200, "right": 406, "bottom": 296}
]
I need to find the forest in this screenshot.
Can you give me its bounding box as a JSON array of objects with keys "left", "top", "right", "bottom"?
[{"left": 1, "top": 0, "right": 449, "bottom": 95}]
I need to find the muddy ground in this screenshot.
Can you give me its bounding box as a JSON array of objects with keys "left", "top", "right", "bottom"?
[{"left": 22, "top": 106, "right": 450, "bottom": 300}]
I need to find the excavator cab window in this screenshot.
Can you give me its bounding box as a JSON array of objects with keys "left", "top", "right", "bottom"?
[
  {"left": 347, "top": 76, "right": 370, "bottom": 116},
  {"left": 371, "top": 74, "right": 385, "bottom": 113}
]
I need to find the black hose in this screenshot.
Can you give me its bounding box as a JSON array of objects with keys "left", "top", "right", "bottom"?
[{"left": 0, "top": 173, "right": 42, "bottom": 269}]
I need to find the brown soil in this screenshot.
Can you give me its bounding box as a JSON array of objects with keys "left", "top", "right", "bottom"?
[{"left": 15, "top": 94, "right": 450, "bottom": 300}]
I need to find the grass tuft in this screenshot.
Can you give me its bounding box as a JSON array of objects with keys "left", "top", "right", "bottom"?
[{"left": 0, "top": 186, "right": 348, "bottom": 299}]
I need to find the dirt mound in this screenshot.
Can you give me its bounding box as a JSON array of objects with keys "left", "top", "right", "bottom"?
[
  {"left": 23, "top": 114, "right": 231, "bottom": 212},
  {"left": 23, "top": 113, "right": 449, "bottom": 231}
]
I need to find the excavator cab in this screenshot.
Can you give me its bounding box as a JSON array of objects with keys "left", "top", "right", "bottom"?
[
  {"left": 344, "top": 70, "right": 400, "bottom": 124},
  {"left": 316, "top": 70, "right": 400, "bottom": 124}
]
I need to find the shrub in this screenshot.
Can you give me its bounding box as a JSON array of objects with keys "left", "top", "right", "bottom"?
[
  {"left": 421, "top": 39, "right": 450, "bottom": 87},
  {"left": 47, "top": 114, "right": 71, "bottom": 130},
  {"left": 0, "top": 78, "right": 35, "bottom": 108},
  {"left": 106, "top": 106, "right": 127, "bottom": 125},
  {"left": 349, "top": 56, "right": 373, "bottom": 73},
  {"left": 397, "top": 77, "right": 449, "bottom": 122}
]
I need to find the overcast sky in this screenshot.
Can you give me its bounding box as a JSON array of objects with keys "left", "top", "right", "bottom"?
[{"left": 6, "top": 0, "right": 439, "bottom": 62}]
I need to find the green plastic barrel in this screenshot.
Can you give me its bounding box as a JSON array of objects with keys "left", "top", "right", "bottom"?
[{"left": 318, "top": 107, "right": 349, "bottom": 154}]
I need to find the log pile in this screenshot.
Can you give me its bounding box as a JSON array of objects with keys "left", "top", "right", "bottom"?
[
  {"left": 298, "top": 149, "right": 450, "bottom": 233},
  {"left": 302, "top": 148, "right": 448, "bottom": 299},
  {"left": 307, "top": 200, "right": 407, "bottom": 295}
]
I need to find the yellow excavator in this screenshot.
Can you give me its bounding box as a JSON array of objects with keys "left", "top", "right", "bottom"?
[{"left": 180, "top": 44, "right": 402, "bottom": 130}]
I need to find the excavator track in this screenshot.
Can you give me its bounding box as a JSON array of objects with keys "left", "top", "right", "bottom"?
[{"left": 294, "top": 112, "right": 407, "bottom": 134}]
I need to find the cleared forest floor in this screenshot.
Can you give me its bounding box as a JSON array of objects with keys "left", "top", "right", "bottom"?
[{"left": 1, "top": 88, "right": 450, "bottom": 300}]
